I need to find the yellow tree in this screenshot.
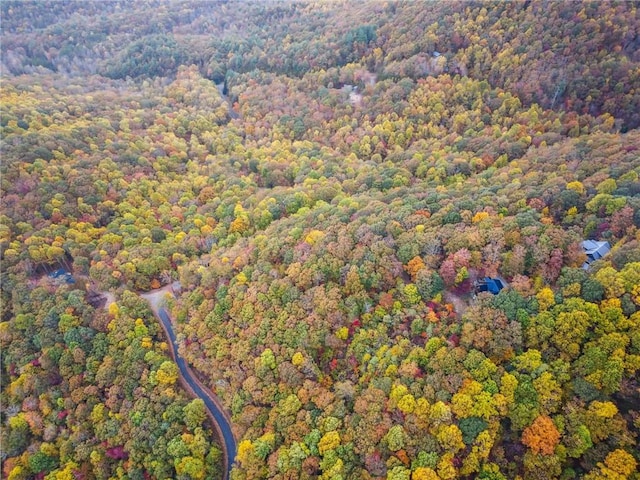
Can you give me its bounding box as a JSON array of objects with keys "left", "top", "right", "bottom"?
[{"left": 412, "top": 467, "right": 440, "bottom": 480}]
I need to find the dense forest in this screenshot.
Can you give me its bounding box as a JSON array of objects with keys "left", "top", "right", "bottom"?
[{"left": 1, "top": 1, "right": 639, "bottom": 479}]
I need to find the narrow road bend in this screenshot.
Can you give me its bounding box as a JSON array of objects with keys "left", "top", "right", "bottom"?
[
  {"left": 155, "top": 308, "right": 238, "bottom": 480},
  {"left": 138, "top": 286, "right": 237, "bottom": 480}
]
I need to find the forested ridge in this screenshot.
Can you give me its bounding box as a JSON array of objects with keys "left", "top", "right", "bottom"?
[{"left": 1, "top": 1, "right": 639, "bottom": 479}]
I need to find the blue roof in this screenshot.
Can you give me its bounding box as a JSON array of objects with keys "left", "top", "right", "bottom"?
[
  {"left": 48, "top": 269, "right": 75, "bottom": 283},
  {"left": 476, "top": 277, "right": 505, "bottom": 295},
  {"left": 582, "top": 240, "right": 610, "bottom": 255},
  {"left": 484, "top": 277, "right": 504, "bottom": 294},
  {"left": 582, "top": 240, "right": 610, "bottom": 269},
  {"left": 48, "top": 269, "right": 67, "bottom": 278}
]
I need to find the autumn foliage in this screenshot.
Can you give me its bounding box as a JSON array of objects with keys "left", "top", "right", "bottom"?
[
  {"left": 1, "top": 1, "right": 639, "bottom": 479},
  {"left": 522, "top": 415, "right": 561, "bottom": 455}
]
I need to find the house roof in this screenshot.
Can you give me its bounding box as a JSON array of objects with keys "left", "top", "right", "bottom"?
[
  {"left": 581, "top": 240, "right": 611, "bottom": 269},
  {"left": 581, "top": 240, "right": 610, "bottom": 256},
  {"left": 484, "top": 277, "right": 504, "bottom": 294},
  {"left": 476, "top": 277, "right": 505, "bottom": 295}
]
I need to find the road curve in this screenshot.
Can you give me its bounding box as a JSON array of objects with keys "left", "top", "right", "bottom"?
[{"left": 155, "top": 307, "right": 237, "bottom": 480}]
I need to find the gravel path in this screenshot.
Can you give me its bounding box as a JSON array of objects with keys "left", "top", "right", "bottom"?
[
  {"left": 140, "top": 282, "right": 180, "bottom": 315},
  {"left": 443, "top": 291, "right": 468, "bottom": 318}
]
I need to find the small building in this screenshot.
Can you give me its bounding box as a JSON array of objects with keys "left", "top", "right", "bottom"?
[
  {"left": 48, "top": 268, "right": 75, "bottom": 284},
  {"left": 48, "top": 269, "right": 67, "bottom": 278},
  {"left": 475, "top": 277, "right": 505, "bottom": 295},
  {"left": 582, "top": 240, "right": 611, "bottom": 269}
]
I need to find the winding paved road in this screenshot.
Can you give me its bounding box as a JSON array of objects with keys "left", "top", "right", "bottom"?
[
  {"left": 103, "top": 285, "right": 237, "bottom": 478},
  {"left": 155, "top": 308, "right": 237, "bottom": 480}
]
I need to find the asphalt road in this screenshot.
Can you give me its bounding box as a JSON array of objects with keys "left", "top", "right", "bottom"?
[{"left": 157, "top": 307, "right": 237, "bottom": 480}]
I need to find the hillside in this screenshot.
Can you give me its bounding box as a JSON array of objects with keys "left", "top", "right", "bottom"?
[{"left": 1, "top": 2, "right": 639, "bottom": 480}]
